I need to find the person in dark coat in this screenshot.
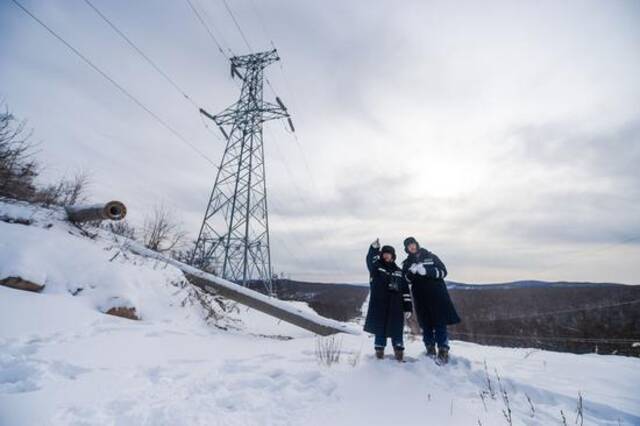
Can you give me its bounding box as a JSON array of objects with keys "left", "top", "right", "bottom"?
[
  {"left": 402, "top": 237, "right": 460, "bottom": 364},
  {"left": 364, "top": 238, "right": 413, "bottom": 361}
]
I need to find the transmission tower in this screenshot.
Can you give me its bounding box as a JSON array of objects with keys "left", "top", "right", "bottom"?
[{"left": 192, "top": 49, "right": 294, "bottom": 294}]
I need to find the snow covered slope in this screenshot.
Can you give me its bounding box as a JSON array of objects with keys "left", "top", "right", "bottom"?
[
  {"left": 1, "top": 199, "right": 639, "bottom": 425},
  {"left": 0, "top": 199, "right": 356, "bottom": 336},
  {"left": 0, "top": 199, "right": 207, "bottom": 325}
]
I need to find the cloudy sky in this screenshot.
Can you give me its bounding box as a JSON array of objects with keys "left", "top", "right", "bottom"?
[{"left": 1, "top": 0, "right": 639, "bottom": 284}]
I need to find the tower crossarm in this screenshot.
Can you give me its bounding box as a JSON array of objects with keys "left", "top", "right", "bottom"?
[{"left": 208, "top": 101, "right": 288, "bottom": 127}]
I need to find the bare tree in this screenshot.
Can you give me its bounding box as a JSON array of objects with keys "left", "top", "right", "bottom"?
[
  {"left": 59, "top": 171, "right": 90, "bottom": 205},
  {"left": 33, "top": 170, "right": 91, "bottom": 207},
  {"left": 0, "top": 101, "right": 38, "bottom": 201},
  {"left": 1, "top": 101, "right": 92, "bottom": 206},
  {"left": 142, "top": 203, "right": 186, "bottom": 253}
]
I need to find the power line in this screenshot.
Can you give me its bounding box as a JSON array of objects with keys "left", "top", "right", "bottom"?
[
  {"left": 10, "top": 0, "right": 217, "bottom": 168},
  {"left": 184, "top": 0, "right": 243, "bottom": 95},
  {"left": 199, "top": 113, "right": 226, "bottom": 144},
  {"left": 190, "top": 0, "right": 342, "bottom": 276},
  {"left": 193, "top": 0, "right": 235, "bottom": 56},
  {"left": 243, "top": 2, "right": 323, "bottom": 200},
  {"left": 82, "top": 0, "right": 226, "bottom": 146},
  {"left": 216, "top": 0, "right": 317, "bottom": 196},
  {"left": 264, "top": 127, "right": 355, "bottom": 277},
  {"left": 14, "top": 0, "right": 347, "bottom": 281},
  {"left": 186, "top": 0, "right": 351, "bottom": 278},
  {"left": 185, "top": 0, "right": 229, "bottom": 59},
  {"left": 82, "top": 0, "right": 199, "bottom": 109},
  {"left": 182, "top": 1, "right": 312, "bottom": 279},
  {"left": 216, "top": 2, "right": 639, "bottom": 285},
  {"left": 244, "top": 1, "right": 280, "bottom": 96},
  {"left": 248, "top": 0, "right": 271, "bottom": 46},
  {"left": 220, "top": 0, "right": 252, "bottom": 51}
]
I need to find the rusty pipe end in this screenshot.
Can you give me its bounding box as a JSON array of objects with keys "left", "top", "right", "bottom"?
[{"left": 103, "top": 201, "right": 126, "bottom": 220}]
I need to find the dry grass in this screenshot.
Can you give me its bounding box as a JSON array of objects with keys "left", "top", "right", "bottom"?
[{"left": 315, "top": 335, "right": 343, "bottom": 367}]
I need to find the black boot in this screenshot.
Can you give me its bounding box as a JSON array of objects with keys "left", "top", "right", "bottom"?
[
  {"left": 393, "top": 347, "right": 404, "bottom": 362},
  {"left": 425, "top": 345, "right": 436, "bottom": 358},
  {"left": 375, "top": 348, "right": 384, "bottom": 359},
  {"left": 437, "top": 346, "right": 449, "bottom": 365}
]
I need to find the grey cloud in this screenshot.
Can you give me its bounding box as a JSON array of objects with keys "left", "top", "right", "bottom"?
[
  {"left": 270, "top": 170, "right": 411, "bottom": 218},
  {"left": 477, "top": 119, "right": 640, "bottom": 244},
  {"left": 507, "top": 119, "right": 640, "bottom": 188}
]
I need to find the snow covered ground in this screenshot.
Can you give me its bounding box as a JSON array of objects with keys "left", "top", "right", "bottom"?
[
  {"left": 1, "top": 199, "right": 639, "bottom": 425},
  {"left": 2, "top": 286, "right": 639, "bottom": 426}
]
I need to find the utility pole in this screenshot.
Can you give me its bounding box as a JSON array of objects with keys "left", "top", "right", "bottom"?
[{"left": 192, "top": 49, "right": 294, "bottom": 294}]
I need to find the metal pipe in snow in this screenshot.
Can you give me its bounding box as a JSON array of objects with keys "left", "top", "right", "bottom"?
[
  {"left": 127, "top": 242, "right": 361, "bottom": 337},
  {"left": 66, "top": 201, "right": 127, "bottom": 223}
]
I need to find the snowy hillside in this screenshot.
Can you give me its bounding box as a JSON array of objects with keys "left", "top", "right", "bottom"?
[{"left": 1, "top": 200, "right": 639, "bottom": 425}]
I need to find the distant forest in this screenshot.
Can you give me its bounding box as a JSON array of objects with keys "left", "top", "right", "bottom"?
[{"left": 254, "top": 279, "right": 640, "bottom": 357}]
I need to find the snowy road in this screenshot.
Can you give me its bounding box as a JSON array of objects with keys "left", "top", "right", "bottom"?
[{"left": 1, "top": 286, "right": 638, "bottom": 426}]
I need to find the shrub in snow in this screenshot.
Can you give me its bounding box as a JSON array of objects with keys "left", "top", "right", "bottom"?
[
  {"left": 315, "top": 335, "right": 342, "bottom": 367},
  {"left": 103, "top": 220, "right": 136, "bottom": 240},
  {"left": 141, "top": 203, "right": 186, "bottom": 253},
  {"left": 175, "top": 279, "right": 241, "bottom": 330}
]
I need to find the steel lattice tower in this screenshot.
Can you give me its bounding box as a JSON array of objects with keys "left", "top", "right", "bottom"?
[{"left": 192, "top": 50, "right": 293, "bottom": 293}]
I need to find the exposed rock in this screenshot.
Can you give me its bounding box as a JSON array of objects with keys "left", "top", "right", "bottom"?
[
  {"left": 105, "top": 306, "right": 139, "bottom": 320},
  {"left": 0, "top": 215, "right": 32, "bottom": 225},
  {"left": 0, "top": 276, "right": 44, "bottom": 292}
]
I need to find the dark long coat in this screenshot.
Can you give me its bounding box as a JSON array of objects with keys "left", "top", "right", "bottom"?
[
  {"left": 363, "top": 245, "right": 412, "bottom": 337},
  {"left": 403, "top": 248, "right": 461, "bottom": 329}
]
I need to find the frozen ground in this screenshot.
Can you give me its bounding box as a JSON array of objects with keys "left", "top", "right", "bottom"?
[{"left": 1, "top": 199, "right": 639, "bottom": 425}]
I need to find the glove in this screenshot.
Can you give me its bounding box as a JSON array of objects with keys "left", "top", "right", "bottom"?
[
  {"left": 409, "top": 263, "right": 426, "bottom": 275},
  {"left": 371, "top": 238, "right": 380, "bottom": 249}
]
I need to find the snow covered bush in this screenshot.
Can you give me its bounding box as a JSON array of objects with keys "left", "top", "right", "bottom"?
[{"left": 175, "top": 278, "right": 241, "bottom": 329}]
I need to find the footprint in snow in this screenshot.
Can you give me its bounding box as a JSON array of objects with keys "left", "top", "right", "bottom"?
[
  {"left": 49, "top": 360, "right": 91, "bottom": 380},
  {"left": 0, "top": 358, "right": 42, "bottom": 393},
  {"left": 220, "top": 358, "right": 261, "bottom": 374}
]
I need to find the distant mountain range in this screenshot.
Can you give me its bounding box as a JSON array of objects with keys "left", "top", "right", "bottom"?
[
  {"left": 444, "top": 280, "right": 633, "bottom": 290},
  {"left": 261, "top": 278, "right": 639, "bottom": 356},
  {"left": 328, "top": 279, "right": 634, "bottom": 290},
  {"left": 248, "top": 279, "right": 635, "bottom": 322}
]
